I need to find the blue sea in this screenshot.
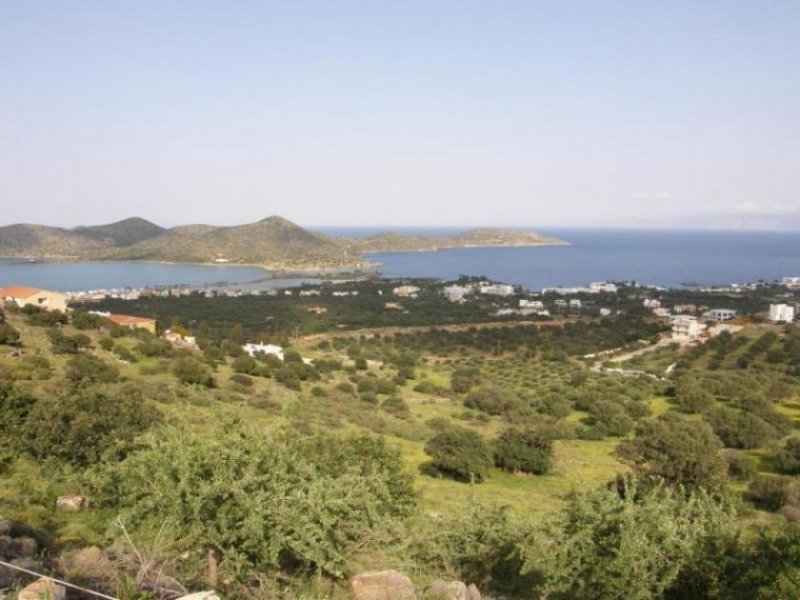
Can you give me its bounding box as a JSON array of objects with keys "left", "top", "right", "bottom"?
[
  {"left": 325, "top": 227, "right": 800, "bottom": 291},
  {"left": 1, "top": 228, "right": 799, "bottom": 292}
]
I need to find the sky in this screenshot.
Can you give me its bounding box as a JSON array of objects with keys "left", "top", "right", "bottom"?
[{"left": 1, "top": 1, "right": 798, "bottom": 228}]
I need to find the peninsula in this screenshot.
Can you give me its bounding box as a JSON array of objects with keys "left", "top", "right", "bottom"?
[{"left": 0, "top": 216, "right": 567, "bottom": 270}]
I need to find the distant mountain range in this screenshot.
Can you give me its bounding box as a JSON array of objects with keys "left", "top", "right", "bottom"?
[
  {"left": 0, "top": 216, "right": 566, "bottom": 270},
  {"left": 614, "top": 211, "right": 800, "bottom": 231}
]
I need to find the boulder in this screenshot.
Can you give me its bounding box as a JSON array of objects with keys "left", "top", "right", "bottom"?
[
  {"left": 8, "top": 536, "right": 37, "bottom": 558},
  {"left": 175, "top": 593, "right": 221, "bottom": 600},
  {"left": 466, "top": 584, "right": 481, "bottom": 600},
  {"left": 0, "top": 515, "right": 10, "bottom": 535},
  {"left": 351, "top": 570, "right": 416, "bottom": 600},
  {"left": 63, "top": 546, "right": 116, "bottom": 588},
  {"left": 56, "top": 495, "right": 88, "bottom": 511},
  {"left": 17, "top": 578, "right": 66, "bottom": 600},
  {"left": 427, "top": 580, "right": 468, "bottom": 600}
]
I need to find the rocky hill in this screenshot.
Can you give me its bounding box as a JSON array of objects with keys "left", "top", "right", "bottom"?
[
  {"left": 103, "top": 216, "right": 359, "bottom": 269},
  {"left": 0, "top": 224, "right": 109, "bottom": 258},
  {"left": 72, "top": 217, "right": 166, "bottom": 246},
  {"left": 0, "top": 215, "right": 566, "bottom": 269}
]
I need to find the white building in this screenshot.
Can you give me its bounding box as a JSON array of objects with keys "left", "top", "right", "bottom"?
[
  {"left": 671, "top": 315, "right": 705, "bottom": 340},
  {"left": 520, "top": 299, "right": 544, "bottom": 310},
  {"left": 588, "top": 282, "right": 618, "bottom": 293},
  {"left": 243, "top": 343, "right": 284, "bottom": 360},
  {"left": 653, "top": 307, "right": 671, "bottom": 318},
  {"left": 782, "top": 277, "right": 800, "bottom": 289},
  {"left": 480, "top": 283, "right": 515, "bottom": 297},
  {"left": 442, "top": 285, "right": 472, "bottom": 302},
  {"left": 704, "top": 308, "right": 737, "bottom": 322},
  {"left": 643, "top": 298, "right": 661, "bottom": 309},
  {"left": 393, "top": 285, "right": 421, "bottom": 298},
  {"left": 569, "top": 299, "right": 582, "bottom": 310},
  {"left": 769, "top": 303, "right": 795, "bottom": 323},
  {"left": 599, "top": 307, "right": 612, "bottom": 317}
]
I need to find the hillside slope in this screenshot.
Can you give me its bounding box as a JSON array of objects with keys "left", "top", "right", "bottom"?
[
  {"left": 73, "top": 217, "right": 166, "bottom": 246},
  {"left": 0, "top": 224, "right": 110, "bottom": 258},
  {"left": 343, "top": 227, "right": 567, "bottom": 253},
  {"left": 104, "top": 216, "right": 360, "bottom": 269}
]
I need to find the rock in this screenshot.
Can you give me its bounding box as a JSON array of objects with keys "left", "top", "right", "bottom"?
[
  {"left": 466, "top": 584, "right": 481, "bottom": 600},
  {"left": 0, "top": 534, "right": 12, "bottom": 556},
  {"left": 175, "top": 593, "right": 221, "bottom": 600},
  {"left": 0, "top": 516, "right": 10, "bottom": 535},
  {"left": 427, "top": 579, "right": 468, "bottom": 600},
  {"left": 56, "top": 495, "right": 88, "bottom": 511},
  {"left": 63, "top": 546, "right": 116, "bottom": 587},
  {"left": 8, "top": 536, "right": 37, "bottom": 558},
  {"left": 17, "top": 578, "right": 66, "bottom": 600},
  {"left": 351, "top": 570, "right": 416, "bottom": 600}
]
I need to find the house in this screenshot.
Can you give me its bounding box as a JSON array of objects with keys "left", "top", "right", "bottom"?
[
  {"left": 643, "top": 298, "right": 661, "bottom": 309},
  {"left": 519, "top": 299, "right": 544, "bottom": 310},
  {"left": 671, "top": 315, "right": 705, "bottom": 340},
  {"left": 393, "top": 285, "right": 421, "bottom": 298},
  {"left": 306, "top": 306, "right": 328, "bottom": 315},
  {"left": 653, "top": 307, "right": 671, "bottom": 318},
  {"left": 673, "top": 304, "right": 697, "bottom": 314},
  {"left": 384, "top": 302, "right": 404, "bottom": 310},
  {"left": 703, "top": 308, "right": 737, "bottom": 322},
  {"left": 90, "top": 311, "right": 158, "bottom": 334},
  {"left": 164, "top": 329, "right": 198, "bottom": 350},
  {"left": 480, "top": 284, "right": 515, "bottom": 297},
  {"left": 599, "top": 307, "right": 612, "bottom": 317},
  {"left": 769, "top": 304, "right": 795, "bottom": 323},
  {"left": 0, "top": 286, "right": 68, "bottom": 312},
  {"left": 442, "top": 285, "right": 472, "bottom": 302},
  {"left": 782, "top": 277, "right": 800, "bottom": 289},
  {"left": 569, "top": 299, "right": 582, "bottom": 310},
  {"left": 243, "top": 342, "right": 284, "bottom": 360}
]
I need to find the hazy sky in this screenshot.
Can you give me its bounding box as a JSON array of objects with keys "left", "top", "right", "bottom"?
[{"left": 1, "top": 1, "right": 798, "bottom": 228}]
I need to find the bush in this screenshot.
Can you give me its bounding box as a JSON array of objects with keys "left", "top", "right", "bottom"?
[
  {"left": 493, "top": 428, "right": 553, "bottom": 475},
  {"left": 172, "top": 357, "right": 215, "bottom": 387},
  {"left": 705, "top": 406, "right": 777, "bottom": 449},
  {"left": 746, "top": 475, "right": 799, "bottom": 511},
  {"left": 617, "top": 414, "right": 727, "bottom": 491},
  {"left": 104, "top": 425, "right": 415, "bottom": 580},
  {"left": 65, "top": 354, "right": 120, "bottom": 384},
  {"left": 0, "top": 323, "right": 20, "bottom": 346},
  {"left": 381, "top": 395, "right": 410, "bottom": 417},
  {"left": 774, "top": 437, "right": 800, "bottom": 475},
  {"left": 413, "top": 380, "right": 438, "bottom": 395},
  {"left": 23, "top": 387, "right": 160, "bottom": 466},
  {"left": 229, "top": 373, "right": 253, "bottom": 388},
  {"left": 424, "top": 426, "right": 493, "bottom": 483}
]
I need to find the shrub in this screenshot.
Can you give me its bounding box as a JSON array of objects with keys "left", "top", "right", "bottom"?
[
  {"left": 413, "top": 380, "right": 438, "bottom": 395},
  {"left": 0, "top": 323, "right": 20, "bottom": 346},
  {"left": 746, "top": 475, "right": 799, "bottom": 511},
  {"left": 229, "top": 373, "right": 253, "bottom": 388},
  {"left": 105, "top": 425, "right": 415, "bottom": 580},
  {"left": 774, "top": 437, "right": 800, "bottom": 475},
  {"left": 23, "top": 387, "right": 160, "bottom": 466},
  {"left": 65, "top": 354, "right": 120, "bottom": 384},
  {"left": 424, "top": 426, "right": 493, "bottom": 483},
  {"left": 617, "top": 414, "right": 727, "bottom": 490},
  {"left": 705, "top": 406, "right": 777, "bottom": 449},
  {"left": 493, "top": 428, "right": 553, "bottom": 475},
  {"left": 172, "top": 357, "right": 215, "bottom": 387}
]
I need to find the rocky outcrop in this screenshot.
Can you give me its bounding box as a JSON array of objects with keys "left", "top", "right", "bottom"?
[
  {"left": 351, "top": 570, "right": 417, "bottom": 600},
  {"left": 56, "top": 495, "right": 88, "bottom": 511},
  {"left": 17, "top": 577, "right": 66, "bottom": 600},
  {"left": 176, "top": 592, "right": 221, "bottom": 600},
  {"left": 426, "top": 579, "right": 482, "bottom": 600}
]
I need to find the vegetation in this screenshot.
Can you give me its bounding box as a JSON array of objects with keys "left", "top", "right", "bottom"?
[{"left": 2, "top": 282, "right": 800, "bottom": 598}]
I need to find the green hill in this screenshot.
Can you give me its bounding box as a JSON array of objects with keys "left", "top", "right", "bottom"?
[{"left": 73, "top": 217, "right": 166, "bottom": 246}]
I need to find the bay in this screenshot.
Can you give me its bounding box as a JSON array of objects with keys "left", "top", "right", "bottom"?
[{"left": 321, "top": 227, "right": 800, "bottom": 291}]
